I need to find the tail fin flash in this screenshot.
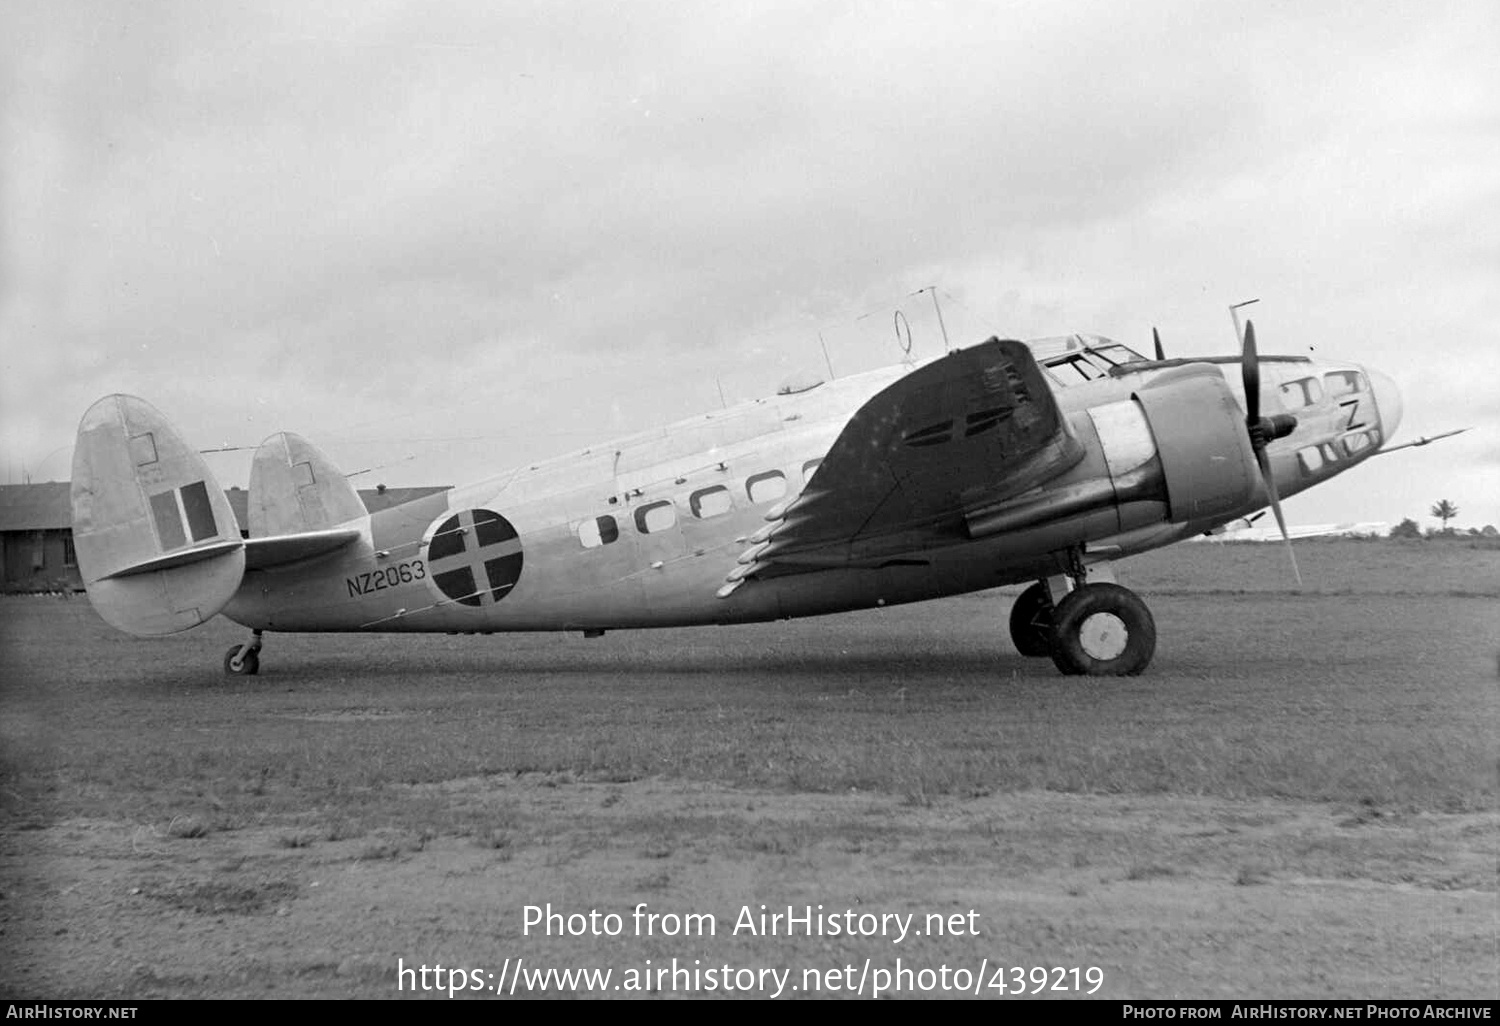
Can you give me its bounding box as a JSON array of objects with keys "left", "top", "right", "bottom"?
[
  {"left": 70, "top": 395, "right": 245, "bottom": 636},
  {"left": 247, "top": 432, "right": 365, "bottom": 536}
]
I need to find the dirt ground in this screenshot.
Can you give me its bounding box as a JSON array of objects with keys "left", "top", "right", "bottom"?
[{"left": 3, "top": 780, "right": 1495, "bottom": 999}]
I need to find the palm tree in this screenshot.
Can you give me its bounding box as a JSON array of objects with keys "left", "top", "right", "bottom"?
[{"left": 1430, "top": 499, "right": 1459, "bottom": 532}]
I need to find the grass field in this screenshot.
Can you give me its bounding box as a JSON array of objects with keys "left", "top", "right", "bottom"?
[{"left": 1, "top": 539, "right": 1496, "bottom": 999}]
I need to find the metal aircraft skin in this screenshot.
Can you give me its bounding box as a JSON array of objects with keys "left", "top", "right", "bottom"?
[{"left": 68, "top": 325, "right": 1407, "bottom": 676}]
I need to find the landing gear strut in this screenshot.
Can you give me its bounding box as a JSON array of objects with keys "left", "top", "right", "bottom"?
[{"left": 224, "top": 630, "right": 263, "bottom": 676}]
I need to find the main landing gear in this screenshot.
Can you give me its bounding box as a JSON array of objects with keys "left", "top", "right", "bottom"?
[
  {"left": 1008, "top": 565, "right": 1157, "bottom": 676},
  {"left": 224, "top": 630, "right": 264, "bottom": 676}
]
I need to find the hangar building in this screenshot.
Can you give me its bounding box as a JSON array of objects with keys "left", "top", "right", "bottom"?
[{"left": 0, "top": 482, "right": 448, "bottom": 592}]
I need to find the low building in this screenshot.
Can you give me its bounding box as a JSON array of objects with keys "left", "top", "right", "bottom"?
[
  {"left": 0, "top": 483, "right": 77, "bottom": 592},
  {"left": 0, "top": 482, "right": 449, "bottom": 592}
]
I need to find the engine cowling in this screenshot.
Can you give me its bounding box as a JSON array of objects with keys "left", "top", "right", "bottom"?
[{"left": 1131, "top": 365, "right": 1259, "bottom": 523}]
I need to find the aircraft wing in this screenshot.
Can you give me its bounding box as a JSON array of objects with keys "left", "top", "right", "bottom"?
[{"left": 723, "top": 338, "right": 1084, "bottom": 591}]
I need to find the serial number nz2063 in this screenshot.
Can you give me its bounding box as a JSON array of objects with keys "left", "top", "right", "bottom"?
[{"left": 346, "top": 559, "right": 426, "bottom": 598}]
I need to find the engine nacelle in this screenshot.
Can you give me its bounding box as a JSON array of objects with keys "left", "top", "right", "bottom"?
[{"left": 1131, "top": 365, "right": 1259, "bottom": 523}]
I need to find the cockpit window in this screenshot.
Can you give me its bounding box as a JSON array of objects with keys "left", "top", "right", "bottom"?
[
  {"left": 1279, "top": 376, "right": 1323, "bottom": 409},
  {"left": 1043, "top": 354, "right": 1106, "bottom": 384},
  {"left": 1090, "top": 344, "right": 1145, "bottom": 367},
  {"left": 1038, "top": 338, "right": 1146, "bottom": 387}
]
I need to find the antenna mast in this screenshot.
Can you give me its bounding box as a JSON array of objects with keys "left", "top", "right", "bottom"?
[
  {"left": 818, "top": 331, "right": 835, "bottom": 380},
  {"left": 1230, "top": 298, "right": 1260, "bottom": 345},
  {"left": 928, "top": 286, "right": 950, "bottom": 349}
]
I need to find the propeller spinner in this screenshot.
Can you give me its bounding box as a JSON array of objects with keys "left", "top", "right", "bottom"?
[{"left": 1240, "top": 321, "right": 1302, "bottom": 587}]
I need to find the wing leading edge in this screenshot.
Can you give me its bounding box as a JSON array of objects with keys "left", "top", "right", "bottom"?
[{"left": 723, "top": 338, "right": 1084, "bottom": 592}]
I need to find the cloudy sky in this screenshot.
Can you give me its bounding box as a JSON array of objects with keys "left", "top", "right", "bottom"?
[{"left": 3, "top": 0, "right": 1496, "bottom": 529}]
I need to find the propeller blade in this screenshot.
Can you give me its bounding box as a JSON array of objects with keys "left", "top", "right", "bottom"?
[
  {"left": 1153, "top": 327, "right": 1165, "bottom": 361},
  {"left": 1255, "top": 447, "right": 1303, "bottom": 588},
  {"left": 1241, "top": 320, "right": 1260, "bottom": 425}
]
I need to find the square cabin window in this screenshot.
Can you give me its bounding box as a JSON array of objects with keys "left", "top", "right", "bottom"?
[
  {"left": 1342, "top": 430, "right": 1378, "bottom": 457},
  {"left": 578, "top": 515, "right": 619, "bottom": 549},
  {"left": 689, "top": 485, "right": 733, "bottom": 519},
  {"left": 1296, "top": 447, "right": 1325, "bottom": 475},
  {"left": 1324, "top": 370, "right": 1365, "bottom": 397},
  {"left": 634, "top": 500, "right": 677, "bottom": 534},
  {"left": 1279, "top": 377, "right": 1323, "bottom": 410},
  {"left": 745, "top": 470, "right": 787, "bottom": 505}
]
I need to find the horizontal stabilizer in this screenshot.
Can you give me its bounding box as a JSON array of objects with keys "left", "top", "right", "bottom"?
[
  {"left": 244, "top": 527, "right": 362, "bottom": 570},
  {"left": 98, "top": 540, "right": 244, "bottom": 580},
  {"left": 71, "top": 395, "right": 245, "bottom": 635}
]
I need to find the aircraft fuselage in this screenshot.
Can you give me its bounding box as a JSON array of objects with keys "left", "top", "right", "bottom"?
[{"left": 220, "top": 344, "right": 1399, "bottom": 635}]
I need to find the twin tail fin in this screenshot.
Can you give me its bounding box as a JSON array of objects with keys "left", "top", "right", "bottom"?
[{"left": 71, "top": 396, "right": 365, "bottom": 636}]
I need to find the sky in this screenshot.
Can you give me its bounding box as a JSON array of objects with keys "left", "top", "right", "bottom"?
[{"left": 3, "top": 0, "right": 1496, "bottom": 529}]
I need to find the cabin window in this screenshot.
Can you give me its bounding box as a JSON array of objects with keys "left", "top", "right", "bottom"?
[
  {"left": 578, "top": 515, "right": 619, "bottom": 549},
  {"left": 1342, "top": 429, "right": 1378, "bottom": 456},
  {"left": 689, "top": 485, "right": 733, "bottom": 519},
  {"left": 634, "top": 500, "right": 677, "bottom": 534},
  {"left": 802, "top": 458, "right": 823, "bottom": 484},
  {"left": 1296, "top": 446, "right": 1325, "bottom": 475},
  {"left": 745, "top": 470, "right": 787, "bottom": 504},
  {"left": 1324, "top": 370, "right": 1365, "bottom": 397},
  {"left": 1279, "top": 377, "right": 1323, "bottom": 409}
]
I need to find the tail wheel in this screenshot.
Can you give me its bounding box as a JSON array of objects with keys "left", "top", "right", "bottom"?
[
  {"left": 1008, "top": 582, "right": 1055, "bottom": 657},
  {"left": 1048, "top": 583, "right": 1156, "bottom": 676},
  {"left": 223, "top": 644, "right": 260, "bottom": 676}
]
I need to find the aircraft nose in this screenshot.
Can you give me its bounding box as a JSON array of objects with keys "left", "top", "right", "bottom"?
[{"left": 1367, "top": 367, "right": 1403, "bottom": 443}]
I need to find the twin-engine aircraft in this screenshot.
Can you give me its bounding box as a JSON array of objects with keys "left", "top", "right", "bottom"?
[{"left": 70, "top": 322, "right": 1405, "bottom": 677}]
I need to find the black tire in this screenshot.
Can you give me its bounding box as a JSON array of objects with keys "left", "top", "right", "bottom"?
[
  {"left": 1047, "top": 583, "right": 1156, "bottom": 676},
  {"left": 223, "top": 645, "right": 260, "bottom": 676},
  {"left": 1008, "top": 582, "right": 1055, "bottom": 657}
]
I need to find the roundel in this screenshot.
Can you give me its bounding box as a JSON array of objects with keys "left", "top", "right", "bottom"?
[{"left": 423, "top": 509, "right": 524, "bottom": 607}]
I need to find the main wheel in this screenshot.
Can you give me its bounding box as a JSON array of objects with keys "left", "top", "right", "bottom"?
[
  {"left": 1047, "top": 583, "right": 1156, "bottom": 676},
  {"left": 1008, "top": 582, "right": 1055, "bottom": 657},
  {"left": 223, "top": 644, "right": 260, "bottom": 676}
]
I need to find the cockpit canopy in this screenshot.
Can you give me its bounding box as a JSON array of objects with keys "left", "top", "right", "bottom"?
[{"left": 1028, "top": 334, "right": 1148, "bottom": 387}]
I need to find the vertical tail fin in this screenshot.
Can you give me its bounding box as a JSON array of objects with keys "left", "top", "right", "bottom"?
[
  {"left": 70, "top": 395, "right": 245, "bottom": 635},
  {"left": 247, "top": 432, "right": 365, "bottom": 536}
]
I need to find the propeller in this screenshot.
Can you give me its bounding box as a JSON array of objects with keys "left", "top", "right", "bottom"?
[
  {"left": 1152, "top": 326, "right": 1165, "bottom": 361},
  {"left": 1241, "top": 320, "right": 1302, "bottom": 587}
]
